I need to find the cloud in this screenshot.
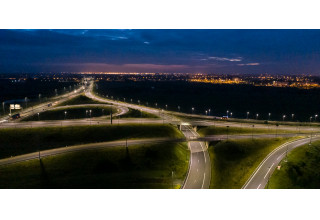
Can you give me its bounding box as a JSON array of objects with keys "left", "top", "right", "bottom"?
[
  {"left": 237, "top": 63, "right": 260, "bottom": 66},
  {"left": 208, "top": 56, "right": 242, "bottom": 62}
]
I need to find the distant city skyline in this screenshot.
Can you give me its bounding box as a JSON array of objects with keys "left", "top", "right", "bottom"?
[{"left": 2, "top": 29, "right": 320, "bottom": 74}]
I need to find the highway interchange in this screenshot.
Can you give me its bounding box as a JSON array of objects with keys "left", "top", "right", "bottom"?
[{"left": 0, "top": 79, "right": 319, "bottom": 189}]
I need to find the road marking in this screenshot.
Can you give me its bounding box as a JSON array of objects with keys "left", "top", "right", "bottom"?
[
  {"left": 264, "top": 163, "right": 274, "bottom": 179},
  {"left": 257, "top": 184, "right": 261, "bottom": 189},
  {"left": 277, "top": 151, "right": 286, "bottom": 160},
  {"left": 201, "top": 173, "right": 206, "bottom": 189}
]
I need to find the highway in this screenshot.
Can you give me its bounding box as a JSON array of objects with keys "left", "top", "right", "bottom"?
[
  {"left": 0, "top": 137, "right": 185, "bottom": 167},
  {"left": 242, "top": 136, "right": 320, "bottom": 189},
  {"left": 86, "top": 84, "right": 211, "bottom": 189}
]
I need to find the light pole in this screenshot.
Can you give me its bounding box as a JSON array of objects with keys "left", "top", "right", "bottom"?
[
  {"left": 268, "top": 113, "right": 271, "bottom": 121},
  {"left": 178, "top": 106, "right": 180, "bottom": 112},
  {"left": 55, "top": 89, "right": 58, "bottom": 96},
  {"left": 227, "top": 110, "right": 229, "bottom": 118},
  {"left": 192, "top": 107, "right": 194, "bottom": 114},
  {"left": 291, "top": 114, "right": 294, "bottom": 121},
  {"left": 39, "top": 93, "right": 41, "bottom": 103},
  {"left": 155, "top": 103, "right": 158, "bottom": 108},
  {"left": 89, "top": 110, "right": 92, "bottom": 125},
  {"left": 25, "top": 97, "right": 28, "bottom": 109},
  {"left": 208, "top": 109, "right": 211, "bottom": 116},
  {"left": 256, "top": 113, "right": 259, "bottom": 120},
  {"left": 165, "top": 104, "right": 168, "bottom": 110},
  {"left": 205, "top": 110, "right": 208, "bottom": 116},
  {"left": 138, "top": 100, "right": 140, "bottom": 105},
  {"left": 37, "top": 112, "right": 40, "bottom": 121},
  {"left": 64, "top": 111, "right": 67, "bottom": 120},
  {"left": 230, "top": 112, "right": 233, "bottom": 118},
  {"left": 315, "top": 114, "right": 318, "bottom": 122},
  {"left": 283, "top": 115, "right": 286, "bottom": 122},
  {"left": 247, "top": 112, "right": 249, "bottom": 120},
  {"left": 2, "top": 102, "right": 5, "bottom": 115},
  {"left": 226, "top": 126, "right": 229, "bottom": 141}
]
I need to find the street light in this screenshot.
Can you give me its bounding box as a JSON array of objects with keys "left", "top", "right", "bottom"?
[
  {"left": 178, "top": 106, "right": 180, "bottom": 112},
  {"left": 283, "top": 115, "right": 286, "bottom": 121},
  {"left": 247, "top": 112, "right": 249, "bottom": 120},
  {"left": 291, "top": 114, "right": 294, "bottom": 121},
  {"left": 227, "top": 110, "right": 229, "bottom": 118},
  {"left": 315, "top": 114, "right": 318, "bottom": 122},
  {"left": 208, "top": 109, "right": 211, "bottom": 116},
  {"left": 205, "top": 110, "right": 208, "bottom": 115},
  {"left": 230, "top": 112, "right": 233, "bottom": 118},
  {"left": 37, "top": 112, "right": 40, "bottom": 121},
  {"left": 268, "top": 113, "right": 271, "bottom": 121},
  {"left": 310, "top": 116, "right": 313, "bottom": 123},
  {"left": 64, "top": 111, "right": 67, "bottom": 120},
  {"left": 256, "top": 113, "right": 259, "bottom": 120},
  {"left": 165, "top": 104, "right": 168, "bottom": 110},
  {"left": 138, "top": 100, "right": 140, "bottom": 105},
  {"left": 155, "top": 103, "right": 158, "bottom": 108},
  {"left": 192, "top": 107, "right": 194, "bottom": 114}
]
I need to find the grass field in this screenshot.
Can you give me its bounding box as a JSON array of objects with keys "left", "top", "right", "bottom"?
[
  {"left": 120, "top": 108, "right": 159, "bottom": 119},
  {"left": 57, "top": 94, "right": 104, "bottom": 106},
  {"left": 0, "top": 142, "right": 189, "bottom": 189},
  {"left": 197, "top": 125, "right": 298, "bottom": 136},
  {"left": 0, "top": 124, "right": 184, "bottom": 159},
  {"left": 208, "top": 137, "right": 299, "bottom": 188},
  {"left": 268, "top": 140, "right": 320, "bottom": 189},
  {"left": 21, "top": 106, "right": 116, "bottom": 121}
]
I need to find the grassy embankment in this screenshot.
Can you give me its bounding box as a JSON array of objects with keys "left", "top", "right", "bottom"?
[
  {"left": 198, "top": 125, "right": 304, "bottom": 136},
  {"left": 120, "top": 108, "right": 159, "bottom": 119},
  {"left": 268, "top": 140, "right": 320, "bottom": 189},
  {"left": 0, "top": 142, "right": 189, "bottom": 189},
  {"left": 57, "top": 94, "right": 104, "bottom": 106},
  {"left": 21, "top": 106, "right": 116, "bottom": 121},
  {"left": 208, "top": 137, "right": 301, "bottom": 188},
  {"left": 0, "top": 124, "right": 184, "bottom": 159}
]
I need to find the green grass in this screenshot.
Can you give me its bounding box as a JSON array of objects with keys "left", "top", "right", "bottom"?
[
  {"left": 21, "top": 106, "right": 116, "bottom": 121},
  {"left": 120, "top": 108, "right": 159, "bottom": 119},
  {"left": 0, "top": 124, "right": 184, "bottom": 159},
  {"left": 198, "top": 125, "right": 299, "bottom": 136},
  {"left": 268, "top": 140, "right": 320, "bottom": 189},
  {"left": 208, "top": 137, "right": 299, "bottom": 188},
  {"left": 0, "top": 142, "right": 189, "bottom": 189},
  {"left": 57, "top": 94, "right": 105, "bottom": 106}
]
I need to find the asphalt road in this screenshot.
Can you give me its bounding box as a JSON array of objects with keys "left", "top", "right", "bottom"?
[
  {"left": 86, "top": 83, "right": 211, "bottom": 189},
  {"left": 0, "top": 137, "right": 185, "bottom": 167},
  {"left": 181, "top": 125, "right": 211, "bottom": 189},
  {"left": 242, "top": 136, "right": 320, "bottom": 189}
]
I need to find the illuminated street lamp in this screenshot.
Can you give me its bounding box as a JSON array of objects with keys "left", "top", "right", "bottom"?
[
  {"left": 230, "top": 112, "right": 233, "bottom": 118},
  {"left": 64, "top": 111, "right": 67, "bottom": 120},
  {"left": 130, "top": 99, "right": 132, "bottom": 103},
  {"left": 155, "top": 103, "right": 158, "bottom": 108},
  {"left": 247, "top": 112, "right": 249, "bottom": 120},
  {"left": 283, "top": 115, "right": 286, "bottom": 121},
  {"left": 256, "top": 113, "right": 259, "bottom": 120},
  {"left": 178, "top": 106, "right": 180, "bottom": 112},
  {"left": 315, "top": 114, "right": 318, "bottom": 122},
  {"left": 205, "top": 110, "right": 208, "bottom": 115},
  {"left": 208, "top": 109, "right": 211, "bottom": 116},
  {"left": 165, "top": 104, "right": 168, "bottom": 110},
  {"left": 138, "top": 100, "right": 140, "bottom": 105},
  {"left": 268, "top": 113, "right": 271, "bottom": 121},
  {"left": 192, "top": 107, "right": 194, "bottom": 114},
  {"left": 37, "top": 112, "right": 40, "bottom": 121},
  {"left": 310, "top": 116, "right": 313, "bottom": 123},
  {"left": 227, "top": 110, "right": 229, "bottom": 117},
  {"left": 291, "top": 114, "right": 294, "bottom": 121}
]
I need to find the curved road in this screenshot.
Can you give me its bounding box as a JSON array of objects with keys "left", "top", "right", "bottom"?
[{"left": 242, "top": 135, "right": 320, "bottom": 189}]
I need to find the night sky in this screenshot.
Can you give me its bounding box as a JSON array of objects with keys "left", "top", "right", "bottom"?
[{"left": 1, "top": 29, "right": 320, "bottom": 74}]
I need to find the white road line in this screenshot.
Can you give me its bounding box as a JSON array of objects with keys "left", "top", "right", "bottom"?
[
  {"left": 277, "top": 151, "right": 286, "bottom": 160},
  {"left": 257, "top": 184, "right": 261, "bottom": 189},
  {"left": 264, "top": 163, "right": 274, "bottom": 179},
  {"left": 201, "top": 173, "right": 206, "bottom": 189}
]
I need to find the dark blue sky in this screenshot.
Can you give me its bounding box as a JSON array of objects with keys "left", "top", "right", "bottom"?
[{"left": 1, "top": 29, "right": 320, "bottom": 74}]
